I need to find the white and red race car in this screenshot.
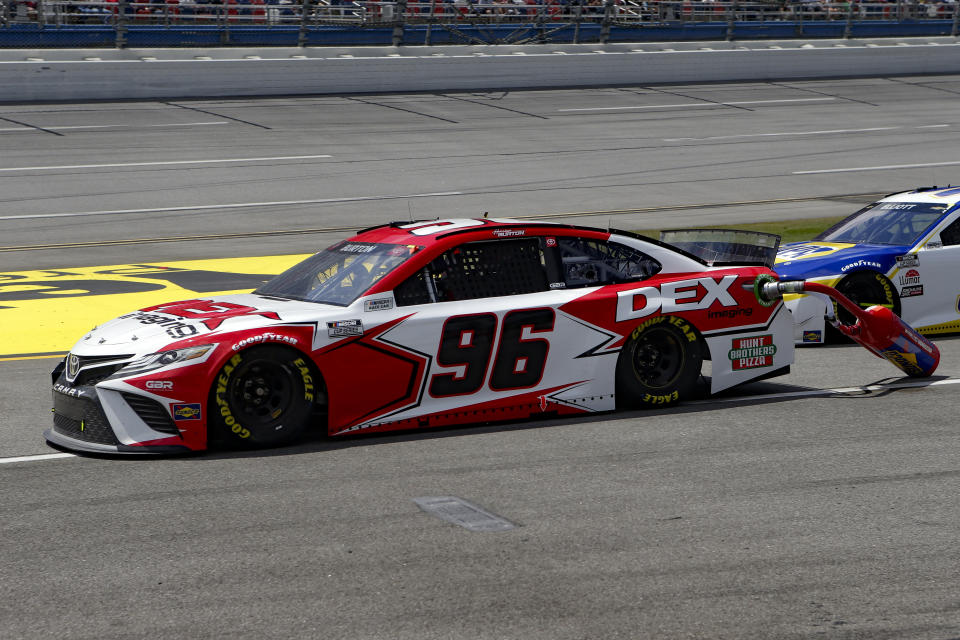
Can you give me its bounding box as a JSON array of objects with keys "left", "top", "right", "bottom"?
[{"left": 48, "top": 219, "right": 794, "bottom": 454}]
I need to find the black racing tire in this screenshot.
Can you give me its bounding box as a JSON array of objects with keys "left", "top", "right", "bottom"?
[
  {"left": 209, "top": 346, "right": 316, "bottom": 448},
  {"left": 616, "top": 316, "right": 704, "bottom": 409},
  {"left": 832, "top": 271, "right": 900, "bottom": 333}
]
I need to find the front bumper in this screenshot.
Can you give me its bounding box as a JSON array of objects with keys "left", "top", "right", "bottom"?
[
  {"left": 44, "top": 427, "right": 191, "bottom": 455},
  {"left": 49, "top": 371, "right": 195, "bottom": 456}
]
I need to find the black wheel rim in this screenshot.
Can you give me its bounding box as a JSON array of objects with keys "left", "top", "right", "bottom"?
[
  {"left": 631, "top": 327, "right": 684, "bottom": 388},
  {"left": 836, "top": 276, "right": 893, "bottom": 325},
  {"left": 227, "top": 359, "right": 296, "bottom": 430}
]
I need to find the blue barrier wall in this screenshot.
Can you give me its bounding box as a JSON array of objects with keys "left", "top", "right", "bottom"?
[{"left": 1, "top": 20, "right": 956, "bottom": 48}]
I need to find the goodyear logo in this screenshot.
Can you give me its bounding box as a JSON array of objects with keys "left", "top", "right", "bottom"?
[{"left": 172, "top": 403, "right": 202, "bottom": 421}]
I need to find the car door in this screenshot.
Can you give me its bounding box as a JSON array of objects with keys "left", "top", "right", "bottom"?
[
  {"left": 385, "top": 235, "right": 608, "bottom": 425},
  {"left": 901, "top": 212, "right": 960, "bottom": 332}
]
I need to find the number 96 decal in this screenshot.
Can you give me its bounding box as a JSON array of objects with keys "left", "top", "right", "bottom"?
[{"left": 429, "top": 308, "right": 555, "bottom": 397}]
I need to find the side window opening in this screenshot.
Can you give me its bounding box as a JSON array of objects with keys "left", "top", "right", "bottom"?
[
  {"left": 395, "top": 238, "right": 549, "bottom": 306},
  {"left": 938, "top": 217, "right": 960, "bottom": 246},
  {"left": 555, "top": 237, "right": 661, "bottom": 289}
]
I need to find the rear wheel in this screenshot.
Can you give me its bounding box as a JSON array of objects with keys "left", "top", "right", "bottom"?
[
  {"left": 616, "top": 316, "right": 703, "bottom": 408},
  {"left": 209, "top": 346, "right": 316, "bottom": 448}
]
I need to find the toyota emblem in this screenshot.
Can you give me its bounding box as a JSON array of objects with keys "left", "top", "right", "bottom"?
[{"left": 66, "top": 353, "right": 80, "bottom": 381}]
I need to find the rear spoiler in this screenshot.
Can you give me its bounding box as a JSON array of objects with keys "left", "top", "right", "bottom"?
[{"left": 658, "top": 229, "right": 781, "bottom": 268}]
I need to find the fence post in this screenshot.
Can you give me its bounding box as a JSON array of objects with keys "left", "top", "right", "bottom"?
[
  {"left": 425, "top": 0, "right": 437, "bottom": 45},
  {"left": 392, "top": 0, "right": 407, "bottom": 46},
  {"left": 599, "top": 0, "right": 615, "bottom": 43},
  {"left": 844, "top": 0, "right": 853, "bottom": 38},
  {"left": 953, "top": 1, "right": 959, "bottom": 36},
  {"left": 794, "top": 0, "right": 804, "bottom": 36},
  {"left": 726, "top": 0, "right": 738, "bottom": 41},
  {"left": 221, "top": 0, "right": 231, "bottom": 45},
  {"left": 116, "top": 0, "right": 128, "bottom": 48},
  {"left": 572, "top": 0, "right": 584, "bottom": 44},
  {"left": 299, "top": 0, "right": 312, "bottom": 46}
]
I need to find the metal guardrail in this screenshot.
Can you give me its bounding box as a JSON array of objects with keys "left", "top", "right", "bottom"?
[{"left": 2, "top": 0, "right": 959, "bottom": 45}]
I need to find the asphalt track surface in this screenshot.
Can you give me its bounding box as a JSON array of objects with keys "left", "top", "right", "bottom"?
[{"left": 3, "top": 77, "right": 960, "bottom": 639}]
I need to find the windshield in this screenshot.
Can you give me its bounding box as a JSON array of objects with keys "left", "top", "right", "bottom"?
[
  {"left": 255, "top": 241, "right": 420, "bottom": 306},
  {"left": 816, "top": 201, "right": 950, "bottom": 246}
]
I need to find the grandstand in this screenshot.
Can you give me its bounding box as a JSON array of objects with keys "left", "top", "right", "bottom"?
[{"left": 2, "top": 0, "right": 959, "bottom": 45}]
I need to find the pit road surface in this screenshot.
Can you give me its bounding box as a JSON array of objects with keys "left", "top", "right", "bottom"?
[{"left": 3, "top": 77, "right": 960, "bottom": 639}]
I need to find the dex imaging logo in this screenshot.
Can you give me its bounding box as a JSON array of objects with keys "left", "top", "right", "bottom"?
[{"left": 616, "top": 275, "right": 738, "bottom": 322}]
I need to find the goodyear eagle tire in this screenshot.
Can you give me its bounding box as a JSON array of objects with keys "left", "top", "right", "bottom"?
[
  {"left": 832, "top": 271, "right": 900, "bottom": 332},
  {"left": 210, "top": 346, "right": 315, "bottom": 448},
  {"left": 616, "top": 316, "right": 703, "bottom": 409}
]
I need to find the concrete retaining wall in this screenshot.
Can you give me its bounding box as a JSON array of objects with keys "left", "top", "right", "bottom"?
[{"left": 2, "top": 38, "right": 959, "bottom": 102}]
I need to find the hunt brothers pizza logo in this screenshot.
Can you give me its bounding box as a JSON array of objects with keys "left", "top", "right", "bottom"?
[{"left": 728, "top": 334, "right": 777, "bottom": 370}]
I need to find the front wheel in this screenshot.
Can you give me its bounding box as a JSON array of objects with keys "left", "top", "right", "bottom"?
[
  {"left": 209, "top": 346, "right": 316, "bottom": 448},
  {"left": 833, "top": 271, "right": 900, "bottom": 327},
  {"left": 616, "top": 316, "right": 703, "bottom": 409}
]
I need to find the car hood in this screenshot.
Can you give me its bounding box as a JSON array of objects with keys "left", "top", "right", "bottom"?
[
  {"left": 774, "top": 241, "right": 911, "bottom": 280},
  {"left": 68, "top": 293, "right": 346, "bottom": 358}
]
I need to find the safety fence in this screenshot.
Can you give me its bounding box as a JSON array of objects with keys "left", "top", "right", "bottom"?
[{"left": 2, "top": 0, "right": 959, "bottom": 45}]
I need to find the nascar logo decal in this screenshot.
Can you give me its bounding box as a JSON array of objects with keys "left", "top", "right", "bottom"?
[
  {"left": 327, "top": 319, "right": 363, "bottom": 338},
  {"left": 728, "top": 335, "right": 777, "bottom": 370},
  {"left": 615, "top": 275, "right": 737, "bottom": 322}
]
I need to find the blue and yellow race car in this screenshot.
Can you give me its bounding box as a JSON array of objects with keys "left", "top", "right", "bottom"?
[{"left": 775, "top": 186, "right": 960, "bottom": 344}]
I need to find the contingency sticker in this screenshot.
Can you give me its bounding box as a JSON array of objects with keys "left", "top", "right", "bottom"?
[
  {"left": 327, "top": 319, "right": 363, "bottom": 338},
  {"left": 172, "top": 403, "right": 202, "bottom": 421},
  {"left": 728, "top": 334, "right": 777, "bottom": 370},
  {"left": 364, "top": 298, "right": 393, "bottom": 312},
  {"left": 896, "top": 254, "right": 919, "bottom": 268}
]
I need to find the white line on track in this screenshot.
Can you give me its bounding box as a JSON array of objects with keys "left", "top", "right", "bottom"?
[
  {"left": 795, "top": 160, "right": 960, "bottom": 174},
  {"left": 696, "top": 376, "right": 960, "bottom": 405},
  {"left": 0, "top": 154, "right": 331, "bottom": 173},
  {"left": 558, "top": 97, "right": 836, "bottom": 112},
  {"left": 665, "top": 126, "right": 899, "bottom": 142},
  {"left": 0, "top": 191, "right": 463, "bottom": 221},
  {"left": 3, "top": 377, "right": 957, "bottom": 465},
  {"left": 0, "top": 121, "right": 228, "bottom": 133},
  {"left": 0, "top": 452, "right": 75, "bottom": 465},
  {"left": 667, "top": 124, "right": 951, "bottom": 142}
]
